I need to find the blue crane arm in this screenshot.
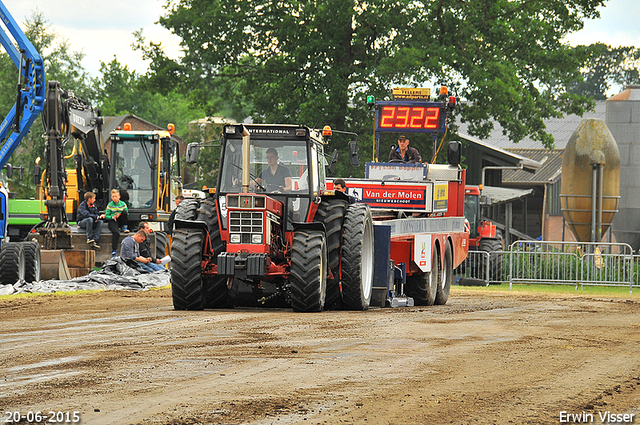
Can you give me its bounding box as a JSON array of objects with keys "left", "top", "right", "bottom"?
[{"left": 0, "top": 0, "right": 45, "bottom": 171}]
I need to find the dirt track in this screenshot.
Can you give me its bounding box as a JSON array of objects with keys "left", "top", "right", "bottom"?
[{"left": 2, "top": 288, "right": 640, "bottom": 425}]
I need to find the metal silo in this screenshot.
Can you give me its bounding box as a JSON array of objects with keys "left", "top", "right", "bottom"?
[{"left": 560, "top": 119, "right": 620, "bottom": 242}]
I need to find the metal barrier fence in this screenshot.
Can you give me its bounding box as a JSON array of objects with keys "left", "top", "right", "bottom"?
[
  {"left": 454, "top": 250, "right": 500, "bottom": 285},
  {"left": 453, "top": 241, "right": 640, "bottom": 293}
]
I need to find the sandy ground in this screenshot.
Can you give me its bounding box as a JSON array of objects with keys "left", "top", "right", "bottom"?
[{"left": 1, "top": 287, "right": 640, "bottom": 425}]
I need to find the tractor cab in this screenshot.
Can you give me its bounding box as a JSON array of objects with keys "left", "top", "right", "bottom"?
[{"left": 216, "top": 124, "right": 328, "bottom": 233}]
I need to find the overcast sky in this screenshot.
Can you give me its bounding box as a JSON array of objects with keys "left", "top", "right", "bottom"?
[{"left": 5, "top": 0, "right": 640, "bottom": 79}]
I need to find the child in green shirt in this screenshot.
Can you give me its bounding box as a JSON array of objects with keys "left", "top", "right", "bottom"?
[{"left": 106, "top": 189, "right": 129, "bottom": 256}]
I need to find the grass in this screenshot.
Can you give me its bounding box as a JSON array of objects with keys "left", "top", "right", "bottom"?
[{"left": 453, "top": 281, "right": 640, "bottom": 298}]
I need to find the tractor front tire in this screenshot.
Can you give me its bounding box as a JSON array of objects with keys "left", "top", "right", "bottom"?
[
  {"left": 195, "top": 198, "right": 229, "bottom": 308},
  {"left": 341, "top": 203, "right": 374, "bottom": 311},
  {"left": 171, "top": 229, "right": 205, "bottom": 310},
  {"left": 290, "top": 230, "right": 327, "bottom": 312}
]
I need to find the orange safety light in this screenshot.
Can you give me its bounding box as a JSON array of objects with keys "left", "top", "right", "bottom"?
[
  {"left": 322, "top": 125, "right": 332, "bottom": 137},
  {"left": 478, "top": 184, "right": 483, "bottom": 191},
  {"left": 439, "top": 86, "right": 448, "bottom": 97},
  {"left": 124, "top": 123, "right": 132, "bottom": 131},
  {"left": 167, "top": 123, "right": 175, "bottom": 134}
]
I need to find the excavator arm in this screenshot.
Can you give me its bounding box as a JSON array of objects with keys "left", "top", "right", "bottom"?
[
  {"left": 41, "top": 81, "right": 106, "bottom": 229},
  {"left": 0, "top": 0, "right": 45, "bottom": 170}
]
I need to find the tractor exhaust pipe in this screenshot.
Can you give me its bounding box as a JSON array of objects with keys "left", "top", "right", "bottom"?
[{"left": 241, "top": 125, "right": 250, "bottom": 193}]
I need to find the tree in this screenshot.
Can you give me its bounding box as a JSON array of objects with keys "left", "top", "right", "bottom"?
[
  {"left": 141, "top": 0, "right": 605, "bottom": 175},
  {"left": 569, "top": 43, "right": 640, "bottom": 100},
  {"left": 1, "top": 12, "right": 96, "bottom": 198}
]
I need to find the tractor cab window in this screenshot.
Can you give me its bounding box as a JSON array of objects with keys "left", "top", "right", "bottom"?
[
  {"left": 113, "top": 139, "right": 157, "bottom": 209},
  {"left": 218, "top": 137, "right": 313, "bottom": 230},
  {"left": 310, "top": 143, "right": 326, "bottom": 196},
  {"left": 219, "top": 139, "right": 310, "bottom": 195}
]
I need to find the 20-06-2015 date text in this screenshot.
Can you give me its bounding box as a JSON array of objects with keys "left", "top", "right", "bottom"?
[{"left": 4, "top": 411, "right": 80, "bottom": 423}]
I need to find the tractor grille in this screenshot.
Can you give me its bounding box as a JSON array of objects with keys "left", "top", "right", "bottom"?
[{"left": 229, "top": 211, "right": 263, "bottom": 244}]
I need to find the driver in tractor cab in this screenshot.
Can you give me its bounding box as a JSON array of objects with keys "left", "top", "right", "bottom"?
[
  {"left": 388, "top": 134, "right": 422, "bottom": 163},
  {"left": 255, "top": 147, "right": 292, "bottom": 192}
]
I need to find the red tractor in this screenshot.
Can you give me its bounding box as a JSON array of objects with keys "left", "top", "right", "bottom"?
[
  {"left": 462, "top": 185, "right": 504, "bottom": 284},
  {"left": 171, "top": 124, "right": 374, "bottom": 311}
]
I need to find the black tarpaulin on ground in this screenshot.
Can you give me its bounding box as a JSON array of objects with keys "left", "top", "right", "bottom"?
[{"left": 0, "top": 257, "right": 170, "bottom": 296}]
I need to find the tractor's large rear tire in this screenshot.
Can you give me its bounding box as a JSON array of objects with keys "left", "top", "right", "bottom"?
[
  {"left": 435, "top": 242, "right": 452, "bottom": 305},
  {"left": 290, "top": 230, "right": 327, "bottom": 312},
  {"left": 197, "top": 198, "right": 230, "bottom": 308},
  {"left": 175, "top": 198, "right": 200, "bottom": 221},
  {"left": 171, "top": 229, "right": 205, "bottom": 310},
  {"left": 341, "top": 203, "right": 374, "bottom": 311},
  {"left": 21, "top": 241, "right": 41, "bottom": 283},
  {"left": 406, "top": 247, "right": 439, "bottom": 306},
  {"left": 0, "top": 242, "right": 26, "bottom": 285},
  {"left": 314, "top": 199, "right": 348, "bottom": 310},
  {"left": 479, "top": 238, "right": 503, "bottom": 284}
]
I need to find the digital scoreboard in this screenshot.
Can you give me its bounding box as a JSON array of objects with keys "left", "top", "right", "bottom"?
[{"left": 374, "top": 101, "right": 446, "bottom": 134}]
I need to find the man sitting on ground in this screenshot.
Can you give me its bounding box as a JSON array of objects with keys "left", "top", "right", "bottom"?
[
  {"left": 120, "top": 230, "right": 164, "bottom": 273},
  {"left": 138, "top": 222, "right": 164, "bottom": 267}
]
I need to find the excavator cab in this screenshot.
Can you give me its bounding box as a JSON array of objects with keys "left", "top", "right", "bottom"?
[{"left": 109, "top": 128, "right": 181, "bottom": 225}]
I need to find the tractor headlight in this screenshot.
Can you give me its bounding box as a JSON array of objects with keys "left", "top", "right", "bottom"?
[
  {"left": 229, "top": 234, "right": 241, "bottom": 244},
  {"left": 251, "top": 234, "right": 263, "bottom": 244}
]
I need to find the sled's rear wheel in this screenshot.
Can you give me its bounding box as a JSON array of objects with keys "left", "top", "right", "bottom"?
[
  {"left": 435, "top": 242, "right": 452, "bottom": 305},
  {"left": 406, "top": 247, "right": 438, "bottom": 306}
]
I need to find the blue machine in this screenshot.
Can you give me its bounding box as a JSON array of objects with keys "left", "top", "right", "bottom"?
[
  {"left": 0, "top": 1, "right": 45, "bottom": 286},
  {"left": 0, "top": 0, "right": 46, "bottom": 248}
]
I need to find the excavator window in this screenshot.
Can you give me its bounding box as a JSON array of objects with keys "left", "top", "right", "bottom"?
[{"left": 113, "top": 139, "right": 157, "bottom": 209}]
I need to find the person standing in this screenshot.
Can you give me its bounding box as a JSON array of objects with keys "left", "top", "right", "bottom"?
[
  {"left": 119, "top": 229, "right": 163, "bottom": 272},
  {"left": 388, "top": 135, "right": 422, "bottom": 163},
  {"left": 167, "top": 195, "right": 184, "bottom": 236},
  {"left": 76, "top": 191, "right": 104, "bottom": 249},
  {"left": 105, "top": 189, "right": 129, "bottom": 257}
]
